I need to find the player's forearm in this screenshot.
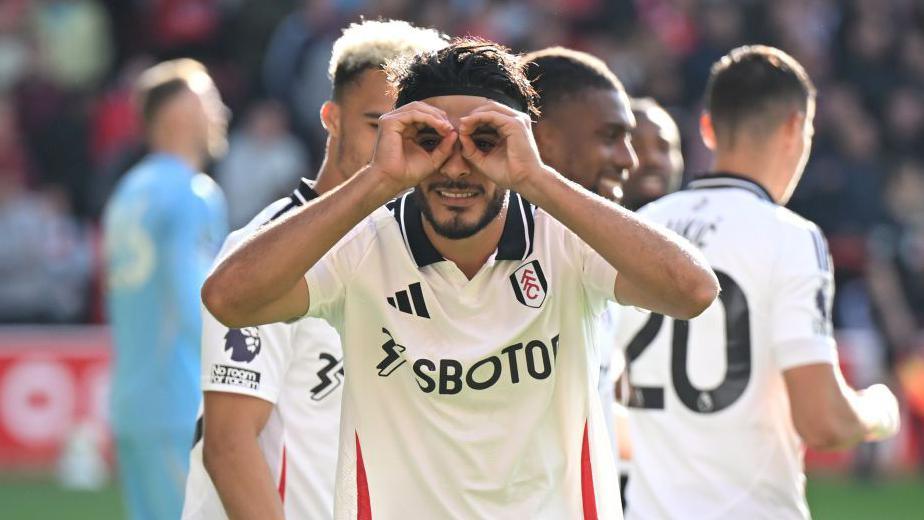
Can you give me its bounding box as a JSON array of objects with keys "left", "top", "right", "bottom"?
[
  {"left": 517, "top": 167, "right": 718, "bottom": 319},
  {"left": 804, "top": 402, "right": 869, "bottom": 451},
  {"left": 204, "top": 166, "right": 399, "bottom": 326},
  {"left": 203, "top": 434, "right": 284, "bottom": 520},
  {"left": 798, "top": 370, "right": 900, "bottom": 450}
]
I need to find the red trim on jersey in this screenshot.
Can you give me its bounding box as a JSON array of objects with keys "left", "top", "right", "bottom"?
[
  {"left": 356, "top": 432, "right": 371, "bottom": 520},
  {"left": 278, "top": 445, "right": 287, "bottom": 502},
  {"left": 581, "top": 421, "right": 598, "bottom": 520}
]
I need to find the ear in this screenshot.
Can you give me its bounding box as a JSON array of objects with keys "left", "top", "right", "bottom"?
[
  {"left": 700, "top": 112, "right": 717, "bottom": 151},
  {"left": 782, "top": 110, "right": 806, "bottom": 147},
  {"left": 320, "top": 101, "right": 341, "bottom": 137},
  {"left": 532, "top": 120, "right": 560, "bottom": 163}
]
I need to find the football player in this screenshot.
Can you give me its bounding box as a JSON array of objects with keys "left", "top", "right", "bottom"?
[
  {"left": 181, "top": 20, "right": 447, "bottom": 520},
  {"left": 617, "top": 45, "right": 900, "bottom": 519},
  {"left": 204, "top": 38, "right": 718, "bottom": 519}
]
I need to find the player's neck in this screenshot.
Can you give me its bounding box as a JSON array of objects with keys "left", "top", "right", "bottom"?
[
  {"left": 150, "top": 137, "right": 204, "bottom": 173},
  {"left": 312, "top": 158, "right": 343, "bottom": 195},
  {"left": 313, "top": 138, "right": 354, "bottom": 194},
  {"left": 713, "top": 151, "right": 787, "bottom": 204},
  {"left": 423, "top": 206, "right": 508, "bottom": 280}
]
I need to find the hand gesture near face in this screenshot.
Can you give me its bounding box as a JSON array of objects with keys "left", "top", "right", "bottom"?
[
  {"left": 370, "top": 102, "right": 457, "bottom": 193},
  {"left": 458, "top": 102, "right": 544, "bottom": 190}
]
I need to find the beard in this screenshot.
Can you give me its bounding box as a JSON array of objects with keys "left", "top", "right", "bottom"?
[
  {"left": 414, "top": 181, "right": 507, "bottom": 239},
  {"left": 335, "top": 138, "right": 366, "bottom": 180}
]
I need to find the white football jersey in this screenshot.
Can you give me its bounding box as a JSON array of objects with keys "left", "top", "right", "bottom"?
[
  {"left": 304, "top": 190, "right": 622, "bottom": 519},
  {"left": 596, "top": 303, "right": 629, "bottom": 469},
  {"left": 183, "top": 180, "right": 342, "bottom": 520},
  {"left": 616, "top": 174, "right": 837, "bottom": 520}
]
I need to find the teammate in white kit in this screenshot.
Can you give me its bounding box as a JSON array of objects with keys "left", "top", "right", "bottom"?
[
  {"left": 616, "top": 46, "right": 901, "bottom": 519},
  {"left": 622, "top": 97, "right": 684, "bottom": 212},
  {"left": 204, "top": 38, "right": 719, "bottom": 519},
  {"left": 522, "top": 45, "right": 639, "bottom": 486},
  {"left": 614, "top": 96, "right": 687, "bottom": 507},
  {"left": 523, "top": 47, "right": 637, "bottom": 205},
  {"left": 181, "top": 20, "right": 446, "bottom": 520}
]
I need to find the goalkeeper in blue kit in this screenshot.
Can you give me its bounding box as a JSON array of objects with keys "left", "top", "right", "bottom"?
[{"left": 103, "top": 59, "right": 228, "bottom": 520}]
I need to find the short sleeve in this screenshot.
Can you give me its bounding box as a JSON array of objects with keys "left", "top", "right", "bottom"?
[
  {"left": 611, "top": 302, "right": 652, "bottom": 354},
  {"left": 572, "top": 235, "right": 619, "bottom": 315},
  {"left": 199, "top": 198, "right": 298, "bottom": 403},
  {"left": 304, "top": 216, "right": 378, "bottom": 327},
  {"left": 550, "top": 212, "right": 618, "bottom": 316},
  {"left": 770, "top": 225, "right": 838, "bottom": 370},
  {"left": 200, "top": 303, "right": 293, "bottom": 403}
]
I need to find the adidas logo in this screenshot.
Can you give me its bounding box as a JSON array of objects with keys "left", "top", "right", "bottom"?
[{"left": 387, "top": 282, "right": 430, "bottom": 318}]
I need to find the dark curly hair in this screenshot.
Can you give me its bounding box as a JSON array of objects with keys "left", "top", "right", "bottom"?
[{"left": 385, "top": 37, "right": 540, "bottom": 119}]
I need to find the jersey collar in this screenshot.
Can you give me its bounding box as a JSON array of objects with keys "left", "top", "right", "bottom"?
[
  {"left": 389, "top": 189, "right": 536, "bottom": 268},
  {"left": 268, "top": 178, "right": 320, "bottom": 222},
  {"left": 687, "top": 172, "right": 775, "bottom": 203},
  {"left": 292, "top": 177, "right": 320, "bottom": 204}
]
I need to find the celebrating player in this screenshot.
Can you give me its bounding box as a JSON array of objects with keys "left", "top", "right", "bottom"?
[
  {"left": 523, "top": 46, "right": 638, "bottom": 204},
  {"left": 181, "top": 20, "right": 447, "bottom": 520},
  {"left": 522, "top": 44, "right": 638, "bottom": 482},
  {"left": 616, "top": 46, "right": 901, "bottom": 519},
  {"left": 103, "top": 59, "right": 229, "bottom": 520},
  {"left": 622, "top": 97, "right": 684, "bottom": 211},
  {"left": 204, "top": 38, "right": 718, "bottom": 518},
  {"left": 618, "top": 95, "right": 686, "bottom": 503}
]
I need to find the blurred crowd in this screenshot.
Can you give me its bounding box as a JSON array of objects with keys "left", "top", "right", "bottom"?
[{"left": 1, "top": 0, "right": 923, "bottom": 379}]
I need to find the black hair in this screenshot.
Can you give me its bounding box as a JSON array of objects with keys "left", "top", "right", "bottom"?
[
  {"left": 386, "top": 37, "right": 539, "bottom": 119},
  {"left": 332, "top": 64, "right": 375, "bottom": 102},
  {"left": 705, "top": 45, "right": 816, "bottom": 145},
  {"left": 522, "top": 47, "right": 625, "bottom": 115}
]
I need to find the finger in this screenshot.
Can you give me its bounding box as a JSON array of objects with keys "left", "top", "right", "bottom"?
[
  {"left": 383, "top": 109, "right": 454, "bottom": 136},
  {"left": 398, "top": 100, "right": 449, "bottom": 117},
  {"left": 386, "top": 109, "right": 452, "bottom": 133},
  {"left": 458, "top": 110, "right": 524, "bottom": 139},
  {"left": 392, "top": 101, "right": 450, "bottom": 123},
  {"left": 466, "top": 101, "right": 528, "bottom": 119},
  {"left": 431, "top": 130, "right": 458, "bottom": 164},
  {"left": 466, "top": 104, "right": 532, "bottom": 134},
  {"left": 458, "top": 131, "right": 478, "bottom": 159}
]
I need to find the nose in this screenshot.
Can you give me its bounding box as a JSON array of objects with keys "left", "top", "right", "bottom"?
[
  {"left": 616, "top": 139, "right": 639, "bottom": 175},
  {"left": 439, "top": 140, "right": 470, "bottom": 180}
]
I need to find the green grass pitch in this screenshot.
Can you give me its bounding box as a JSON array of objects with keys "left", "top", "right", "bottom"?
[{"left": 1, "top": 473, "right": 922, "bottom": 519}]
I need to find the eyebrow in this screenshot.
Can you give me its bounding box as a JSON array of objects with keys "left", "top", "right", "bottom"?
[
  {"left": 471, "top": 124, "right": 499, "bottom": 135},
  {"left": 363, "top": 112, "right": 384, "bottom": 119},
  {"left": 416, "top": 126, "right": 441, "bottom": 136},
  {"left": 602, "top": 122, "right": 635, "bottom": 133}
]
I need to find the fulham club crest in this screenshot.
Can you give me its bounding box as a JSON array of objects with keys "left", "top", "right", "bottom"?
[{"left": 510, "top": 260, "right": 548, "bottom": 308}]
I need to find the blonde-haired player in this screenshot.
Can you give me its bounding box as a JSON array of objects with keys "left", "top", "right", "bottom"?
[{"left": 181, "top": 20, "right": 446, "bottom": 520}]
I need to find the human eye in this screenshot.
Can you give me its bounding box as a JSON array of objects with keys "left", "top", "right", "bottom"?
[
  {"left": 474, "top": 136, "right": 497, "bottom": 152},
  {"left": 416, "top": 129, "right": 441, "bottom": 151}
]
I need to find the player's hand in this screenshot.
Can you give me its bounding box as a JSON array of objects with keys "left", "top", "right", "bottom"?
[
  {"left": 861, "top": 383, "right": 901, "bottom": 440},
  {"left": 458, "top": 102, "right": 544, "bottom": 190},
  {"left": 369, "top": 102, "right": 457, "bottom": 193}
]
